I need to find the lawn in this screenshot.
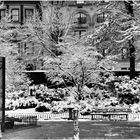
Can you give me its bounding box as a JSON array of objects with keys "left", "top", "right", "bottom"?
[{"left": 2, "top": 121, "right": 140, "bottom": 139}]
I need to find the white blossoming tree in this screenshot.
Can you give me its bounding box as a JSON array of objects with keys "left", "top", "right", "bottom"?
[
  {"left": 12, "top": 2, "right": 120, "bottom": 101},
  {"left": 0, "top": 13, "right": 30, "bottom": 92},
  {"left": 91, "top": 1, "right": 140, "bottom": 79}
]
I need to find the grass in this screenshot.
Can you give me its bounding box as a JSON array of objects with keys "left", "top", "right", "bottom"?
[{"left": 2, "top": 121, "right": 140, "bottom": 139}]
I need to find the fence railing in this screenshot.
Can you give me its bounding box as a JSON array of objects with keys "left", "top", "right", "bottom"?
[
  {"left": 128, "top": 113, "right": 140, "bottom": 121},
  {"left": 6, "top": 112, "right": 69, "bottom": 120},
  {"left": 6, "top": 112, "right": 91, "bottom": 120},
  {"left": 6, "top": 112, "right": 140, "bottom": 121}
]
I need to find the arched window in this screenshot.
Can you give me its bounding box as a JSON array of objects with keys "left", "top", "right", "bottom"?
[
  {"left": 74, "top": 12, "right": 87, "bottom": 24},
  {"left": 26, "top": 63, "right": 34, "bottom": 71}
]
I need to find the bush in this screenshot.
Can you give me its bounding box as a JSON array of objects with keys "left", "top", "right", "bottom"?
[
  {"left": 18, "top": 97, "right": 38, "bottom": 109},
  {"left": 6, "top": 90, "right": 28, "bottom": 100},
  {"left": 5, "top": 99, "right": 19, "bottom": 110},
  {"left": 114, "top": 76, "right": 140, "bottom": 105},
  {"left": 51, "top": 101, "right": 69, "bottom": 113},
  {"left": 35, "top": 102, "right": 51, "bottom": 112},
  {"left": 130, "top": 103, "right": 140, "bottom": 113},
  {"left": 5, "top": 97, "right": 38, "bottom": 110},
  {"left": 80, "top": 100, "right": 93, "bottom": 115}
]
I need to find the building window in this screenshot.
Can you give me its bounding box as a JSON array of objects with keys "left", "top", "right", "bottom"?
[
  {"left": 75, "top": 13, "right": 87, "bottom": 25},
  {"left": 11, "top": 8, "right": 19, "bottom": 22},
  {"left": 18, "top": 42, "right": 35, "bottom": 55},
  {"left": 18, "top": 42, "right": 21, "bottom": 54},
  {"left": 23, "top": 43, "right": 27, "bottom": 53},
  {"left": 52, "top": 1, "right": 58, "bottom": 5},
  {"left": 25, "top": 8, "right": 34, "bottom": 21},
  {"left": 0, "top": 9, "right": 5, "bottom": 19},
  {"left": 51, "top": 1, "right": 64, "bottom": 5},
  {"left": 77, "top": 0, "right": 84, "bottom": 4},
  {"left": 97, "top": 13, "right": 106, "bottom": 23},
  {"left": 122, "top": 48, "right": 129, "bottom": 59},
  {"left": 18, "top": 42, "right": 27, "bottom": 55}
]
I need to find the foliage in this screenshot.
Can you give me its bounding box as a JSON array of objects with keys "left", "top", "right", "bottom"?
[
  {"left": 51, "top": 101, "right": 68, "bottom": 113},
  {"left": 43, "top": 32, "right": 116, "bottom": 101},
  {"left": 130, "top": 103, "right": 140, "bottom": 113},
  {"left": 5, "top": 2, "right": 117, "bottom": 101},
  {"left": 34, "top": 86, "right": 63, "bottom": 103},
  {"left": 114, "top": 76, "right": 140, "bottom": 105},
  {"left": 35, "top": 102, "right": 51, "bottom": 112},
  {"left": 6, "top": 94, "right": 38, "bottom": 110},
  {"left": 80, "top": 100, "right": 93, "bottom": 115},
  {"left": 12, "top": 3, "right": 72, "bottom": 70},
  {"left": 0, "top": 16, "right": 31, "bottom": 92},
  {"left": 90, "top": 1, "right": 140, "bottom": 61}
]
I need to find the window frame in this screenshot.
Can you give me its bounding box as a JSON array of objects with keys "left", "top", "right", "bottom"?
[
  {"left": 97, "top": 12, "right": 106, "bottom": 23},
  {"left": 25, "top": 8, "right": 34, "bottom": 21},
  {"left": 0, "top": 9, "right": 5, "bottom": 20},
  {"left": 122, "top": 48, "right": 129, "bottom": 60},
  {"left": 75, "top": 12, "right": 87, "bottom": 25},
  {"left": 18, "top": 42, "right": 28, "bottom": 55},
  {"left": 11, "top": 8, "right": 20, "bottom": 22},
  {"left": 24, "top": 6, "right": 35, "bottom": 22}
]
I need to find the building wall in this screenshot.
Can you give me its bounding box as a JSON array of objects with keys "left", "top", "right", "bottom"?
[{"left": 1, "top": 0, "right": 140, "bottom": 73}]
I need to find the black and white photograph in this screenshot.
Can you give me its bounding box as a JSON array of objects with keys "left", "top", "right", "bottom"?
[{"left": 0, "top": 0, "right": 140, "bottom": 139}]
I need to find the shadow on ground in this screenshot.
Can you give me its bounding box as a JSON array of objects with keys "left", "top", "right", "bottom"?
[
  {"left": 4, "top": 124, "right": 42, "bottom": 133},
  {"left": 2, "top": 121, "right": 140, "bottom": 139}
]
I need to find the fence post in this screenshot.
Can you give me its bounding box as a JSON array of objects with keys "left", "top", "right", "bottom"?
[
  {"left": 68, "top": 107, "right": 74, "bottom": 120},
  {"left": 73, "top": 109, "right": 79, "bottom": 140},
  {"left": 0, "top": 57, "right": 5, "bottom": 133}
]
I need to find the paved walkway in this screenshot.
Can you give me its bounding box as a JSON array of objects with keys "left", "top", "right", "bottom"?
[{"left": 2, "top": 120, "right": 140, "bottom": 139}]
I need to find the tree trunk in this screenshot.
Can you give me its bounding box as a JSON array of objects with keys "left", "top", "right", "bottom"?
[
  {"left": 77, "top": 84, "right": 83, "bottom": 100},
  {"left": 73, "top": 109, "right": 79, "bottom": 140},
  {"left": 129, "top": 39, "right": 135, "bottom": 79},
  {"left": 124, "top": 1, "right": 135, "bottom": 79}
]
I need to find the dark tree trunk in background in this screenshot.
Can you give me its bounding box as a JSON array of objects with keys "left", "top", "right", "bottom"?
[
  {"left": 124, "top": 1, "right": 135, "bottom": 79},
  {"left": 0, "top": 57, "right": 5, "bottom": 133},
  {"left": 129, "top": 39, "right": 135, "bottom": 79}
]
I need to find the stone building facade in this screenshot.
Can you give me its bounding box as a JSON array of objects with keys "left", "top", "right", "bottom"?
[{"left": 0, "top": 0, "right": 140, "bottom": 79}]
